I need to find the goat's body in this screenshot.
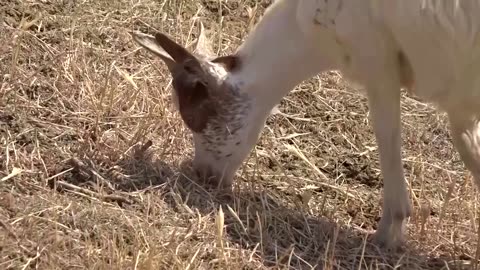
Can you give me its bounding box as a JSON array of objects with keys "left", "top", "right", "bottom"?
[
  {"left": 295, "top": 0, "right": 480, "bottom": 110},
  {"left": 244, "top": 0, "right": 480, "bottom": 249},
  {"left": 133, "top": 0, "right": 480, "bottom": 251},
  {"left": 379, "top": 0, "right": 480, "bottom": 109}
]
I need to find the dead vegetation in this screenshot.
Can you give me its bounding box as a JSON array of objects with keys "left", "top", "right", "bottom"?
[{"left": 1, "top": 0, "right": 479, "bottom": 269}]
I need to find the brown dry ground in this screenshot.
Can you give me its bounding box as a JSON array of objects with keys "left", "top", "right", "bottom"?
[{"left": 1, "top": 0, "right": 479, "bottom": 269}]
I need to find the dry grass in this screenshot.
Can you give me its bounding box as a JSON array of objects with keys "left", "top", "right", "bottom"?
[{"left": 1, "top": 0, "right": 480, "bottom": 269}]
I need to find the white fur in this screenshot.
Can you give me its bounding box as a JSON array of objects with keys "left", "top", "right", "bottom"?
[{"left": 208, "top": 0, "right": 480, "bottom": 249}]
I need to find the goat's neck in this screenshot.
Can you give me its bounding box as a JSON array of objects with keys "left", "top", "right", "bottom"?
[{"left": 231, "top": 0, "right": 332, "bottom": 112}]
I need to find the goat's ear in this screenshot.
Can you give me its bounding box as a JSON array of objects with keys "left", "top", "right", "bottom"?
[
  {"left": 131, "top": 31, "right": 177, "bottom": 71},
  {"left": 154, "top": 33, "right": 197, "bottom": 64},
  {"left": 212, "top": 55, "right": 241, "bottom": 72},
  {"left": 131, "top": 31, "right": 200, "bottom": 72},
  {"left": 193, "top": 21, "right": 214, "bottom": 58},
  {"left": 175, "top": 79, "right": 216, "bottom": 133}
]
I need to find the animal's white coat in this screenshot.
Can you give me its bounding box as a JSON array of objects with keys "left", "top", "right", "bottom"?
[
  {"left": 210, "top": 0, "right": 480, "bottom": 249},
  {"left": 135, "top": 0, "right": 480, "bottom": 250}
]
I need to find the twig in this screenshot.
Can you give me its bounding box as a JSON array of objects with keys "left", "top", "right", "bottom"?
[
  {"left": 0, "top": 219, "right": 18, "bottom": 241},
  {"left": 133, "top": 139, "right": 153, "bottom": 159},
  {"left": 67, "top": 157, "right": 115, "bottom": 191},
  {"left": 0, "top": 167, "right": 23, "bottom": 182},
  {"left": 55, "top": 180, "right": 138, "bottom": 205}
]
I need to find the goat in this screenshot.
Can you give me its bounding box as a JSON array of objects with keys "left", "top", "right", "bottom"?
[{"left": 131, "top": 0, "right": 480, "bottom": 250}]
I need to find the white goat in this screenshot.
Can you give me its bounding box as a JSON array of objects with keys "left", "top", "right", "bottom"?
[{"left": 132, "top": 0, "right": 480, "bottom": 250}]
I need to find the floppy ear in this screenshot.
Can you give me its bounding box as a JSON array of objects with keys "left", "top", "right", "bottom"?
[
  {"left": 154, "top": 32, "right": 198, "bottom": 65},
  {"left": 132, "top": 30, "right": 216, "bottom": 133},
  {"left": 131, "top": 31, "right": 201, "bottom": 72},
  {"left": 131, "top": 31, "right": 177, "bottom": 71}
]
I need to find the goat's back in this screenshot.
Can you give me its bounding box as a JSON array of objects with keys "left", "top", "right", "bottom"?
[{"left": 379, "top": 0, "right": 480, "bottom": 110}]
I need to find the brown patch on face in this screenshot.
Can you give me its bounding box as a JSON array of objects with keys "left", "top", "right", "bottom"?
[
  {"left": 171, "top": 62, "right": 218, "bottom": 133},
  {"left": 132, "top": 26, "right": 227, "bottom": 134}
]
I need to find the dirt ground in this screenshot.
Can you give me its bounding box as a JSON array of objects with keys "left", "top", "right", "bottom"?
[{"left": 1, "top": 0, "right": 479, "bottom": 269}]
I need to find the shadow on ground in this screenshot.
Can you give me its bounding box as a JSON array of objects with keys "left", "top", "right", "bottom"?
[{"left": 49, "top": 141, "right": 456, "bottom": 270}]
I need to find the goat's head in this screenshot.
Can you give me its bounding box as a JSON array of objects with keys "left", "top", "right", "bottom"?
[{"left": 131, "top": 23, "right": 260, "bottom": 189}]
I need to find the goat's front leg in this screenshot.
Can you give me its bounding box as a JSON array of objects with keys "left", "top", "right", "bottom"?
[
  {"left": 367, "top": 83, "right": 411, "bottom": 250},
  {"left": 448, "top": 110, "right": 480, "bottom": 190}
]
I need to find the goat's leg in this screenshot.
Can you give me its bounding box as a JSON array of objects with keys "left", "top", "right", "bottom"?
[
  {"left": 367, "top": 85, "right": 411, "bottom": 250},
  {"left": 448, "top": 110, "right": 480, "bottom": 189}
]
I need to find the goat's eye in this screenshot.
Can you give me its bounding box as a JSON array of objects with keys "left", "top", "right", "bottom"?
[{"left": 184, "top": 64, "right": 194, "bottom": 73}]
